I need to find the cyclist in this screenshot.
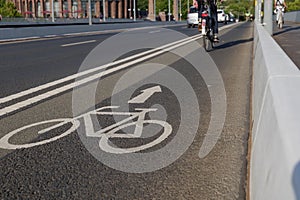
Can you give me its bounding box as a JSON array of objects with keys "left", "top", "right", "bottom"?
[
  {"left": 197, "top": 0, "right": 219, "bottom": 42},
  {"left": 274, "top": 0, "right": 287, "bottom": 24}
]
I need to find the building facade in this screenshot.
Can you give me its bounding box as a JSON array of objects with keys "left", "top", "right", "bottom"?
[{"left": 12, "top": 0, "right": 137, "bottom": 19}]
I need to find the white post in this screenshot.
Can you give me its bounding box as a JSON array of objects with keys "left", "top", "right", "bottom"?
[
  {"left": 179, "top": 0, "right": 181, "bottom": 21},
  {"left": 133, "top": 0, "right": 136, "bottom": 21},
  {"left": 168, "top": 0, "right": 170, "bottom": 21},
  {"left": 102, "top": 0, "right": 106, "bottom": 21},
  {"left": 88, "top": 0, "right": 92, "bottom": 25},
  {"left": 154, "top": 0, "right": 156, "bottom": 21},
  {"left": 264, "top": 0, "right": 273, "bottom": 35},
  {"left": 51, "top": 0, "right": 55, "bottom": 22}
]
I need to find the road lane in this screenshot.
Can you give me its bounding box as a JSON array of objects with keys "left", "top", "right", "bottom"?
[
  {"left": 0, "top": 32, "right": 204, "bottom": 117},
  {"left": 0, "top": 22, "right": 252, "bottom": 199},
  {"left": 0, "top": 22, "right": 232, "bottom": 99}
]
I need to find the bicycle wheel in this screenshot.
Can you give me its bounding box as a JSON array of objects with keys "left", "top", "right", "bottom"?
[
  {"left": 278, "top": 18, "right": 283, "bottom": 29},
  {"left": 0, "top": 118, "right": 80, "bottom": 149},
  {"left": 278, "top": 12, "right": 283, "bottom": 29},
  {"left": 98, "top": 119, "right": 172, "bottom": 154},
  {"left": 203, "top": 30, "right": 213, "bottom": 52}
]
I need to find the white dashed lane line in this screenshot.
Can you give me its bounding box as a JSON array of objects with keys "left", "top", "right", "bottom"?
[{"left": 61, "top": 40, "right": 97, "bottom": 47}]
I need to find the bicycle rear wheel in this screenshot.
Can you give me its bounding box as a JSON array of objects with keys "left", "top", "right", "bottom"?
[
  {"left": 0, "top": 118, "right": 79, "bottom": 149},
  {"left": 277, "top": 11, "right": 283, "bottom": 29},
  {"left": 203, "top": 30, "right": 214, "bottom": 52}
]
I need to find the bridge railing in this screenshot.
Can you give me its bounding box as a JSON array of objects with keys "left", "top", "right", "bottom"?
[
  {"left": 284, "top": 10, "right": 300, "bottom": 23},
  {"left": 250, "top": 20, "right": 300, "bottom": 200}
]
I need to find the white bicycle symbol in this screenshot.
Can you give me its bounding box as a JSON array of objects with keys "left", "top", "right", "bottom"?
[{"left": 0, "top": 86, "right": 172, "bottom": 153}]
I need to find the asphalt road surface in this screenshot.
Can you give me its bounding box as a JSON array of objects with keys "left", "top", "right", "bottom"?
[{"left": 0, "top": 22, "right": 253, "bottom": 199}]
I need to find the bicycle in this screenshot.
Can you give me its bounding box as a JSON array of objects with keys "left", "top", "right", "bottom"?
[
  {"left": 276, "top": 6, "right": 284, "bottom": 29},
  {"left": 199, "top": 5, "right": 215, "bottom": 52},
  {"left": 0, "top": 86, "right": 172, "bottom": 154}
]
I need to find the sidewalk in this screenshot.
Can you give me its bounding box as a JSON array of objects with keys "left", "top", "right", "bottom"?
[{"left": 273, "top": 21, "right": 300, "bottom": 69}]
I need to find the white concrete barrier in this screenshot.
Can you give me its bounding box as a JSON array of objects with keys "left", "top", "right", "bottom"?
[
  {"left": 284, "top": 11, "right": 300, "bottom": 22},
  {"left": 251, "top": 21, "right": 300, "bottom": 200}
]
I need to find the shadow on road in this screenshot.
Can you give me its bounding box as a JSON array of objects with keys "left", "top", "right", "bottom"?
[
  {"left": 215, "top": 38, "right": 253, "bottom": 49},
  {"left": 293, "top": 161, "right": 300, "bottom": 200},
  {"left": 273, "top": 25, "right": 300, "bottom": 36}
]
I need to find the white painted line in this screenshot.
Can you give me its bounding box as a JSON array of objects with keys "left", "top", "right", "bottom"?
[
  {"left": 61, "top": 40, "right": 97, "bottom": 47},
  {"left": 63, "top": 30, "right": 123, "bottom": 36},
  {"left": 0, "top": 34, "right": 200, "bottom": 106},
  {"left": 63, "top": 32, "right": 92, "bottom": 36},
  {"left": 44, "top": 35, "right": 58, "bottom": 38},
  {"left": 0, "top": 36, "right": 40, "bottom": 42},
  {"left": 0, "top": 24, "right": 185, "bottom": 44},
  {"left": 149, "top": 30, "right": 161, "bottom": 34},
  {"left": 0, "top": 34, "right": 202, "bottom": 117},
  {"left": 0, "top": 23, "right": 234, "bottom": 107}
]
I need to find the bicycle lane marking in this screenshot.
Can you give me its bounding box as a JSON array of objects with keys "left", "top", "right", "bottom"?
[
  {"left": 0, "top": 85, "right": 172, "bottom": 151},
  {"left": 127, "top": 86, "right": 162, "bottom": 104},
  {"left": 0, "top": 23, "right": 240, "bottom": 150}
]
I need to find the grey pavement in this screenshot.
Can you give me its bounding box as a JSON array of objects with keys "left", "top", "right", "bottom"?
[{"left": 273, "top": 21, "right": 300, "bottom": 69}]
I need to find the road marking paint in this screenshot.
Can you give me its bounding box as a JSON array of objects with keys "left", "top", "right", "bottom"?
[
  {"left": 0, "top": 34, "right": 199, "bottom": 105},
  {"left": 149, "top": 30, "right": 161, "bottom": 34},
  {"left": 0, "top": 24, "right": 185, "bottom": 44},
  {"left": 0, "top": 23, "right": 235, "bottom": 107},
  {"left": 63, "top": 29, "right": 124, "bottom": 36},
  {"left": 0, "top": 34, "right": 202, "bottom": 117},
  {"left": 44, "top": 35, "right": 58, "bottom": 38},
  {"left": 0, "top": 23, "right": 239, "bottom": 117},
  {"left": 128, "top": 86, "right": 162, "bottom": 104},
  {"left": 0, "top": 36, "right": 40, "bottom": 43},
  {"left": 61, "top": 40, "right": 97, "bottom": 47}
]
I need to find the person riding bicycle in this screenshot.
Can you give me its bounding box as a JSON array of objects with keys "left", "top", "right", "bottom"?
[
  {"left": 274, "top": 0, "right": 287, "bottom": 24},
  {"left": 197, "top": 0, "right": 219, "bottom": 42}
]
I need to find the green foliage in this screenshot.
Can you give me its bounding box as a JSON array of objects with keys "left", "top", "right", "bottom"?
[
  {"left": 0, "top": 0, "right": 21, "bottom": 17},
  {"left": 181, "top": 0, "right": 189, "bottom": 20},
  {"left": 137, "top": 0, "right": 255, "bottom": 21},
  {"left": 222, "top": 0, "right": 254, "bottom": 18},
  {"left": 138, "top": 0, "right": 190, "bottom": 20},
  {"left": 156, "top": 0, "right": 172, "bottom": 14},
  {"left": 138, "top": 0, "right": 148, "bottom": 11},
  {"left": 286, "top": 0, "right": 300, "bottom": 11}
]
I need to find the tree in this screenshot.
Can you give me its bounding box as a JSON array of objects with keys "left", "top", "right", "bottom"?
[
  {"left": 223, "top": 0, "right": 254, "bottom": 19},
  {"left": 137, "top": 0, "right": 194, "bottom": 20},
  {"left": 0, "top": 0, "right": 21, "bottom": 17},
  {"left": 286, "top": 0, "right": 300, "bottom": 11},
  {"left": 138, "top": 0, "right": 148, "bottom": 11}
]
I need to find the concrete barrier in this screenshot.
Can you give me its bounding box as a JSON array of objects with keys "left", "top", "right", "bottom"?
[
  {"left": 251, "top": 21, "right": 300, "bottom": 199},
  {"left": 284, "top": 10, "right": 300, "bottom": 22}
]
